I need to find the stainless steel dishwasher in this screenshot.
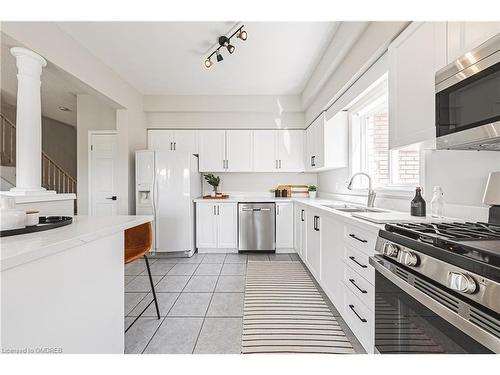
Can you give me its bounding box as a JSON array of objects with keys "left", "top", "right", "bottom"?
[{"left": 238, "top": 203, "right": 275, "bottom": 252}]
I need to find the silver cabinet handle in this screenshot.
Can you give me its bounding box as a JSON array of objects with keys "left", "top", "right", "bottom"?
[
  {"left": 173, "top": 142, "right": 176, "bottom": 151},
  {"left": 170, "top": 142, "right": 173, "bottom": 151},
  {"left": 213, "top": 205, "right": 216, "bottom": 215},
  {"left": 275, "top": 160, "right": 278, "bottom": 169},
  {"left": 226, "top": 159, "right": 229, "bottom": 169},
  {"left": 277, "top": 204, "right": 280, "bottom": 215},
  {"left": 301, "top": 209, "right": 305, "bottom": 222},
  {"left": 279, "top": 160, "right": 282, "bottom": 169},
  {"left": 217, "top": 205, "right": 220, "bottom": 215}
]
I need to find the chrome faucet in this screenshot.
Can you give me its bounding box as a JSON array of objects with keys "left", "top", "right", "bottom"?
[{"left": 347, "top": 172, "right": 377, "bottom": 207}]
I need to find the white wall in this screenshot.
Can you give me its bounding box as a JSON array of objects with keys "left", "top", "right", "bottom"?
[{"left": 76, "top": 95, "right": 117, "bottom": 215}]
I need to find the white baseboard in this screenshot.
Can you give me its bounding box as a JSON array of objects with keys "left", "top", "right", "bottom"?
[{"left": 197, "top": 248, "right": 238, "bottom": 254}]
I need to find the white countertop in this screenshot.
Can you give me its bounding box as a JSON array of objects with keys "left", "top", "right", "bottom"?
[
  {"left": 194, "top": 196, "right": 294, "bottom": 203},
  {"left": 0, "top": 215, "right": 153, "bottom": 271}
]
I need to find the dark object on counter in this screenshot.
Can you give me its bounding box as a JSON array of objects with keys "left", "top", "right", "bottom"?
[
  {"left": 410, "top": 187, "right": 426, "bottom": 217},
  {"left": 281, "top": 189, "right": 288, "bottom": 197},
  {"left": 0, "top": 216, "right": 73, "bottom": 237},
  {"left": 275, "top": 189, "right": 281, "bottom": 198},
  {"left": 489, "top": 206, "right": 500, "bottom": 225}
]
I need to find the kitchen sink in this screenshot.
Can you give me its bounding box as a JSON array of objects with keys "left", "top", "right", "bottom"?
[{"left": 321, "top": 203, "right": 385, "bottom": 213}]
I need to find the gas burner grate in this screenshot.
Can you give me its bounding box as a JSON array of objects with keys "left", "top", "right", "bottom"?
[{"left": 387, "top": 222, "right": 500, "bottom": 242}]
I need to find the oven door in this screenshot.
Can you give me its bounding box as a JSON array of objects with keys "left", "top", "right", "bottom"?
[{"left": 370, "top": 255, "right": 497, "bottom": 354}]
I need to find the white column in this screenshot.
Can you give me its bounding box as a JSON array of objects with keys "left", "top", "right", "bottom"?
[{"left": 9, "top": 47, "right": 51, "bottom": 195}]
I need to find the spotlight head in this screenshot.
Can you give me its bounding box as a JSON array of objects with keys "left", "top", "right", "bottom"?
[
  {"left": 218, "top": 36, "right": 230, "bottom": 47},
  {"left": 227, "top": 43, "right": 235, "bottom": 54},
  {"left": 237, "top": 29, "right": 247, "bottom": 41},
  {"left": 216, "top": 50, "right": 223, "bottom": 62},
  {"left": 204, "top": 58, "right": 213, "bottom": 68}
]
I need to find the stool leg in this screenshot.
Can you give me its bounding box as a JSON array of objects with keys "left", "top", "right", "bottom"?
[{"left": 144, "top": 255, "right": 161, "bottom": 319}]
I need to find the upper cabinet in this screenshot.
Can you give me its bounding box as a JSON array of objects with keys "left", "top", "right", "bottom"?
[
  {"left": 198, "top": 130, "right": 227, "bottom": 172},
  {"left": 253, "top": 130, "right": 279, "bottom": 171},
  {"left": 306, "top": 112, "right": 348, "bottom": 171},
  {"left": 253, "top": 130, "right": 305, "bottom": 172},
  {"left": 388, "top": 22, "right": 447, "bottom": 149},
  {"left": 225, "top": 130, "right": 253, "bottom": 172},
  {"left": 148, "top": 129, "right": 198, "bottom": 154},
  {"left": 447, "top": 22, "right": 500, "bottom": 63}
]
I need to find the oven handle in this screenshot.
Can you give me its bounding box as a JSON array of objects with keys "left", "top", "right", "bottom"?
[{"left": 369, "top": 255, "right": 500, "bottom": 354}]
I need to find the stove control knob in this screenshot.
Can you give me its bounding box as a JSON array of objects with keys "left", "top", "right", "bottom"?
[
  {"left": 383, "top": 243, "right": 400, "bottom": 257},
  {"left": 398, "top": 250, "right": 418, "bottom": 267},
  {"left": 449, "top": 272, "right": 477, "bottom": 294}
]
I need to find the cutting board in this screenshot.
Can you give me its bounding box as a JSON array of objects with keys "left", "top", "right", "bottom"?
[{"left": 352, "top": 212, "right": 453, "bottom": 224}]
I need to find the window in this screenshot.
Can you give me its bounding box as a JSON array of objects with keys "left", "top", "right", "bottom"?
[{"left": 349, "top": 78, "right": 420, "bottom": 190}]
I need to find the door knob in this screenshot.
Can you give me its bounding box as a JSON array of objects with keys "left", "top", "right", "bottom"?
[{"left": 106, "top": 196, "right": 117, "bottom": 200}]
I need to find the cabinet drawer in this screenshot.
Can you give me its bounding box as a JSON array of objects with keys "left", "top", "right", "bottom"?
[
  {"left": 343, "top": 245, "right": 374, "bottom": 285},
  {"left": 343, "top": 264, "right": 374, "bottom": 310},
  {"left": 343, "top": 287, "right": 374, "bottom": 353},
  {"left": 344, "top": 224, "right": 376, "bottom": 255}
]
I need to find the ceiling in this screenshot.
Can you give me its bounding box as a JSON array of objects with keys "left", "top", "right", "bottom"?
[
  {"left": 1, "top": 34, "right": 83, "bottom": 126},
  {"left": 56, "top": 22, "right": 339, "bottom": 96}
]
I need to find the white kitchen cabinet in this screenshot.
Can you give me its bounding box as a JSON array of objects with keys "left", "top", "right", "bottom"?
[
  {"left": 198, "top": 130, "right": 226, "bottom": 172},
  {"left": 196, "top": 202, "right": 237, "bottom": 250},
  {"left": 306, "top": 114, "right": 325, "bottom": 170},
  {"left": 277, "top": 130, "right": 305, "bottom": 171},
  {"left": 148, "top": 129, "right": 197, "bottom": 153},
  {"left": 389, "top": 22, "right": 447, "bottom": 149},
  {"left": 294, "top": 204, "right": 307, "bottom": 261},
  {"left": 225, "top": 130, "right": 253, "bottom": 172},
  {"left": 305, "top": 209, "right": 321, "bottom": 279},
  {"left": 253, "top": 130, "right": 278, "bottom": 171},
  {"left": 447, "top": 22, "right": 500, "bottom": 63},
  {"left": 276, "top": 202, "right": 294, "bottom": 249},
  {"left": 319, "top": 215, "right": 344, "bottom": 309}
]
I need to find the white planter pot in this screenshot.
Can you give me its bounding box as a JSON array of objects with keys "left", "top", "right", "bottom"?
[{"left": 309, "top": 191, "right": 317, "bottom": 199}]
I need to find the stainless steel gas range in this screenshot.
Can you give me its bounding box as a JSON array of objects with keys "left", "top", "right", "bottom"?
[{"left": 369, "top": 222, "right": 500, "bottom": 354}]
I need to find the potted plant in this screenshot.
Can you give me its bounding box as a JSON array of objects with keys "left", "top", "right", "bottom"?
[
  {"left": 204, "top": 174, "right": 221, "bottom": 197},
  {"left": 308, "top": 185, "right": 317, "bottom": 199}
]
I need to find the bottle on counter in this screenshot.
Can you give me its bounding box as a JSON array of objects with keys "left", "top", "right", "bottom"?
[
  {"left": 410, "top": 187, "right": 426, "bottom": 217},
  {"left": 430, "top": 186, "right": 445, "bottom": 218}
]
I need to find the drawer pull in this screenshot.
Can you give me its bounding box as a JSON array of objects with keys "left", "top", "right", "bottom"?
[
  {"left": 349, "top": 256, "right": 367, "bottom": 269},
  {"left": 349, "top": 278, "right": 367, "bottom": 294},
  {"left": 349, "top": 233, "right": 367, "bottom": 243},
  {"left": 349, "top": 304, "right": 367, "bottom": 323}
]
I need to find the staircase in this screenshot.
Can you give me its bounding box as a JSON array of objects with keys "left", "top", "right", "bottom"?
[{"left": 1, "top": 112, "right": 77, "bottom": 194}]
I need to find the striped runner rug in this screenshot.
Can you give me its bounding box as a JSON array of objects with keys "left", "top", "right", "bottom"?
[{"left": 242, "top": 261, "right": 355, "bottom": 354}]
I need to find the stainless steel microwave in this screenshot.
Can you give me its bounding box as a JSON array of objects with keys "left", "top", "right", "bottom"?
[{"left": 435, "top": 33, "right": 500, "bottom": 151}]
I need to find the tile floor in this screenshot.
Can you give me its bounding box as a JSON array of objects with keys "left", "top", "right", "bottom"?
[{"left": 124, "top": 253, "right": 363, "bottom": 354}]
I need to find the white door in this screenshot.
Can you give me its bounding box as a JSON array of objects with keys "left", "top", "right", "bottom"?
[
  {"left": 320, "top": 216, "right": 344, "bottom": 308},
  {"left": 196, "top": 203, "right": 218, "bottom": 248},
  {"left": 226, "top": 130, "right": 253, "bottom": 172},
  {"left": 306, "top": 210, "right": 321, "bottom": 278},
  {"left": 148, "top": 129, "right": 175, "bottom": 151},
  {"left": 305, "top": 124, "right": 315, "bottom": 170},
  {"left": 277, "top": 130, "right": 304, "bottom": 171},
  {"left": 300, "top": 209, "right": 308, "bottom": 262},
  {"left": 276, "top": 202, "right": 294, "bottom": 249},
  {"left": 313, "top": 117, "right": 325, "bottom": 168},
  {"left": 217, "top": 203, "right": 238, "bottom": 249},
  {"left": 253, "top": 130, "right": 277, "bottom": 171},
  {"left": 198, "top": 130, "right": 226, "bottom": 172},
  {"left": 89, "top": 133, "right": 118, "bottom": 216},
  {"left": 173, "top": 130, "right": 198, "bottom": 154},
  {"left": 155, "top": 152, "right": 194, "bottom": 252}
]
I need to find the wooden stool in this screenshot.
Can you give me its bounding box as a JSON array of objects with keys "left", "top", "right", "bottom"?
[{"left": 124, "top": 222, "right": 160, "bottom": 332}]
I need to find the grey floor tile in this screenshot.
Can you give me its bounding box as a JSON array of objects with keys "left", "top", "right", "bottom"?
[
  {"left": 125, "top": 275, "right": 163, "bottom": 293},
  {"left": 215, "top": 276, "right": 245, "bottom": 292},
  {"left": 207, "top": 293, "right": 244, "bottom": 317},
  {"left": 128, "top": 292, "right": 180, "bottom": 317},
  {"left": 248, "top": 254, "right": 269, "bottom": 261},
  {"left": 125, "top": 292, "right": 147, "bottom": 315},
  {"left": 194, "top": 263, "right": 223, "bottom": 276},
  {"left": 168, "top": 293, "right": 212, "bottom": 317},
  {"left": 289, "top": 253, "right": 301, "bottom": 261},
  {"left": 224, "top": 254, "right": 248, "bottom": 264},
  {"left": 194, "top": 318, "right": 243, "bottom": 354},
  {"left": 183, "top": 276, "right": 218, "bottom": 293},
  {"left": 125, "top": 276, "right": 137, "bottom": 285},
  {"left": 141, "top": 262, "right": 175, "bottom": 276},
  {"left": 151, "top": 257, "right": 179, "bottom": 263},
  {"left": 269, "top": 254, "right": 292, "bottom": 261},
  {"left": 155, "top": 275, "right": 190, "bottom": 292},
  {"left": 202, "top": 254, "right": 227, "bottom": 263},
  {"left": 125, "top": 260, "right": 147, "bottom": 275},
  {"left": 221, "top": 263, "right": 247, "bottom": 276},
  {"left": 144, "top": 317, "right": 203, "bottom": 354},
  {"left": 167, "top": 263, "right": 199, "bottom": 276},
  {"left": 174, "top": 253, "right": 205, "bottom": 264},
  {"left": 125, "top": 317, "right": 163, "bottom": 354}
]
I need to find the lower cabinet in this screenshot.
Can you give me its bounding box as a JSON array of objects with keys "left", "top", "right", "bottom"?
[
  {"left": 276, "top": 202, "right": 294, "bottom": 249},
  {"left": 294, "top": 204, "right": 307, "bottom": 260},
  {"left": 305, "top": 209, "right": 321, "bottom": 279},
  {"left": 196, "top": 202, "right": 237, "bottom": 251}
]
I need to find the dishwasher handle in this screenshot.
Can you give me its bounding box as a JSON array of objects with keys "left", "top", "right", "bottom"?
[{"left": 241, "top": 208, "right": 271, "bottom": 212}]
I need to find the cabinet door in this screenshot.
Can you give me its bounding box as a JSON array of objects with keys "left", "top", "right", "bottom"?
[
  {"left": 447, "top": 22, "right": 500, "bottom": 63},
  {"left": 305, "top": 123, "right": 315, "bottom": 170},
  {"left": 198, "top": 130, "right": 226, "bottom": 172},
  {"left": 300, "top": 209, "right": 307, "bottom": 262},
  {"left": 305, "top": 211, "right": 321, "bottom": 279},
  {"left": 320, "top": 216, "right": 344, "bottom": 308},
  {"left": 389, "top": 22, "right": 447, "bottom": 149},
  {"left": 313, "top": 116, "right": 325, "bottom": 168},
  {"left": 276, "top": 202, "right": 294, "bottom": 249},
  {"left": 217, "top": 203, "right": 238, "bottom": 248},
  {"left": 196, "top": 203, "right": 217, "bottom": 248},
  {"left": 294, "top": 204, "right": 302, "bottom": 255},
  {"left": 173, "top": 130, "right": 198, "bottom": 154},
  {"left": 148, "top": 129, "right": 174, "bottom": 151},
  {"left": 226, "top": 130, "right": 253, "bottom": 172},
  {"left": 253, "top": 130, "right": 278, "bottom": 171},
  {"left": 277, "top": 130, "right": 304, "bottom": 171}
]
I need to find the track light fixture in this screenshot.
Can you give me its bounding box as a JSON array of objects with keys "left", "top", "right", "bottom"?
[{"left": 203, "top": 25, "right": 247, "bottom": 69}]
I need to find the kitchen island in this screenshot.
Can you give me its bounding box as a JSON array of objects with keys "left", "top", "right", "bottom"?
[{"left": 0, "top": 215, "right": 153, "bottom": 354}]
